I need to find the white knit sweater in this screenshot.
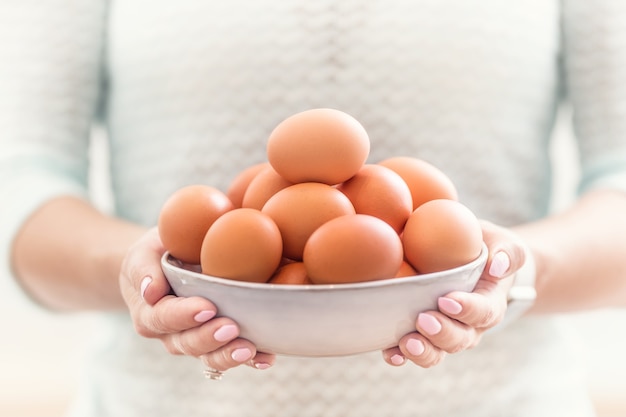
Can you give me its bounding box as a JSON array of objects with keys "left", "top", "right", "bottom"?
[{"left": 2, "top": 1, "right": 626, "bottom": 416}]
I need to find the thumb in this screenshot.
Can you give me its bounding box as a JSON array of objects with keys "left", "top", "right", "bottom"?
[
  {"left": 120, "top": 227, "right": 170, "bottom": 307},
  {"left": 480, "top": 220, "right": 526, "bottom": 280}
]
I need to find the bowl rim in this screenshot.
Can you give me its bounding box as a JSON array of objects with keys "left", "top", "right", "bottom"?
[{"left": 161, "top": 242, "right": 488, "bottom": 292}]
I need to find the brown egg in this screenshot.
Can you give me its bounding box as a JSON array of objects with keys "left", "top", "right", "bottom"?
[
  {"left": 158, "top": 185, "right": 233, "bottom": 264},
  {"left": 402, "top": 199, "right": 483, "bottom": 274},
  {"left": 303, "top": 214, "right": 404, "bottom": 284},
  {"left": 241, "top": 166, "right": 293, "bottom": 210},
  {"left": 378, "top": 156, "right": 458, "bottom": 210},
  {"left": 226, "top": 162, "right": 269, "bottom": 208},
  {"left": 336, "top": 164, "right": 413, "bottom": 234},
  {"left": 200, "top": 208, "right": 283, "bottom": 283},
  {"left": 262, "top": 182, "right": 356, "bottom": 260},
  {"left": 266, "top": 108, "right": 370, "bottom": 185},
  {"left": 268, "top": 262, "right": 313, "bottom": 285},
  {"left": 395, "top": 260, "right": 419, "bottom": 278}
]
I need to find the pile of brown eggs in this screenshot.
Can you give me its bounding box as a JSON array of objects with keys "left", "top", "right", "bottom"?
[{"left": 158, "top": 108, "right": 483, "bottom": 285}]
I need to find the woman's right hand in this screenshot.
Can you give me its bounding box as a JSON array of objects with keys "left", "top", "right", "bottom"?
[{"left": 119, "top": 227, "right": 276, "bottom": 372}]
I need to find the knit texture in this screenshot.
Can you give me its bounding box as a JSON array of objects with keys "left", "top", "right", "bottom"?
[{"left": 2, "top": 0, "right": 625, "bottom": 416}]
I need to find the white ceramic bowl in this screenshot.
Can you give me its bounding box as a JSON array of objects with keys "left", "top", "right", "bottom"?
[{"left": 161, "top": 243, "right": 487, "bottom": 357}]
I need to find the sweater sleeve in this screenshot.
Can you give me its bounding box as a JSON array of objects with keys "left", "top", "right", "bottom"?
[
  {"left": 562, "top": 0, "right": 626, "bottom": 194},
  {"left": 0, "top": 1, "right": 107, "bottom": 306}
]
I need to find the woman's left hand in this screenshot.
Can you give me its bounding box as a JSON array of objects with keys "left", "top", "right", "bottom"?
[{"left": 382, "top": 220, "right": 527, "bottom": 367}]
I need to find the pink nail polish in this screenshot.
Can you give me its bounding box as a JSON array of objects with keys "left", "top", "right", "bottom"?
[
  {"left": 406, "top": 339, "right": 425, "bottom": 356},
  {"left": 418, "top": 313, "right": 442, "bottom": 335},
  {"left": 489, "top": 251, "right": 510, "bottom": 278},
  {"left": 214, "top": 324, "right": 238, "bottom": 342},
  {"left": 231, "top": 348, "right": 253, "bottom": 362},
  {"left": 193, "top": 310, "right": 216, "bottom": 323},
  {"left": 140, "top": 276, "right": 152, "bottom": 300},
  {"left": 255, "top": 362, "right": 271, "bottom": 370},
  {"left": 438, "top": 297, "right": 463, "bottom": 315},
  {"left": 390, "top": 354, "right": 405, "bottom": 365}
]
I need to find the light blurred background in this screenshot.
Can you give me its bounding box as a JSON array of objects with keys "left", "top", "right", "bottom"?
[{"left": 1, "top": 105, "right": 625, "bottom": 416}]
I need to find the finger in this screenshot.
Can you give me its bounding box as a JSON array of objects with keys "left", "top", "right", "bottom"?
[
  {"left": 199, "top": 339, "right": 258, "bottom": 372},
  {"left": 247, "top": 352, "right": 276, "bottom": 370},
  {"left": 398, "top": 333, "right": 447, "bottom": 368},
  {"left": 381, "top": 346, "right": 407, "bottom": 367},
  {"left": 161, "top": 316, "right": 240, "bottom": 356},
  {"left": 134, "top": 295, "right": 218, "bottom": 338},
  {"left": 413, "top": 311, "right": 481, "bottom": 353},
  {"left": 437, "top": 275, "right": 513, "bottom": 329}
]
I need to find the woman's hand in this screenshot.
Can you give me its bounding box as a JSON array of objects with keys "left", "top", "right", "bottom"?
[
  {"left": 119, "top": 227, "right": 276, "bottom": 373},
  {"left": 382, "top": 220, "right": 527, "bottom": 367}
]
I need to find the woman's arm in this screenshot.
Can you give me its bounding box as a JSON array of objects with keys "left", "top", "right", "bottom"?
[
  {"left": 11, "top": 196, "right": 146, "bottom": 311},
  {"left": 0, "top": 1, "right": 111, "bottom": 307},
  {"left": 12, "top": 196, "right": 276, "bottom": 371},
  {"left": 386, "top": 188, "right": 626, "bottom": 368},
  {"left": 515, "top": 188, "right": 626, "bottom": 313}
]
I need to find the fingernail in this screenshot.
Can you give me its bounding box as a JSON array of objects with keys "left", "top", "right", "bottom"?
[
  {"left": 406, "top": 339, "right": 425, "bottom": 356},
  {"left": 438, "top": 297, "right": 463, "bottom": 315},
  {"left": 489, "top": 251, "right": 510, "bottom": 278},
  {"left": 390, "top": 354, "right": 405, "bottom": 365},
  {"left": 254, "top": 362, "right": 272, "bottom": 370},
  {"left": 214, "top": 324, "right": 238, "bottom": 342},
  {"left": 418, "top": 313, "right": 442, "bottom": 335},
  {"left": 231, "top": 348, "right": 253, "bottom": 362},
  {"left": 193, "top": 310, "right": 216, "bottom": 323},
  {"left": 140, "top": 276, "right": 152, "bottom": 300}
]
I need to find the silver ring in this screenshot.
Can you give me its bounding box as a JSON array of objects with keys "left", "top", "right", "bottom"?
[{"left": 204, "top": 367, "right": 224, "bottom": 380}]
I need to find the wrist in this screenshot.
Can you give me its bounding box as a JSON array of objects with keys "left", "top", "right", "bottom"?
[
  {"left": 89, "top": 219, "right": 148, "bottom": 309},
  {"left": 506, "top": 244, "right": 537, "bottom": 318},
  {"left": 488, "top": 241, "right": 537, "bottom": 333}
]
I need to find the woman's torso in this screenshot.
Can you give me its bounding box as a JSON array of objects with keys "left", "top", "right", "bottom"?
[{"left": 70, "top": 1, "right": 594, "bottom": 416}]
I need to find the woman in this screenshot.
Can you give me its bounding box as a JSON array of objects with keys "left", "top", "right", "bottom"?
[{"left": 2, "top": 1, "right": 625, "bottom": 416}]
